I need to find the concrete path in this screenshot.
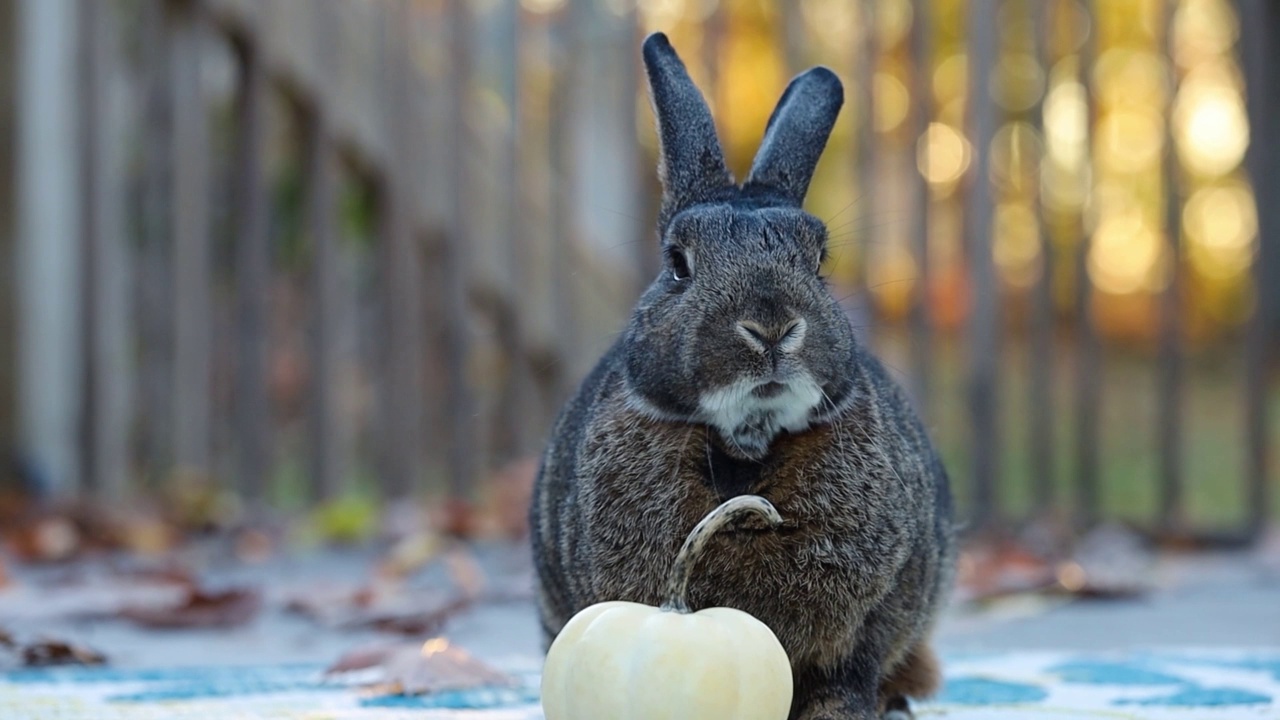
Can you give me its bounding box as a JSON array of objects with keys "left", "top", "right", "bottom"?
[{"left": 1, "top": 540, "right": 1278, "bottom": 718}]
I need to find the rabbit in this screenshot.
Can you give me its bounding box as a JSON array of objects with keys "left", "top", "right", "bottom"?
[{"left": 530, "top": 32, "right": 956, "bottom": 720}]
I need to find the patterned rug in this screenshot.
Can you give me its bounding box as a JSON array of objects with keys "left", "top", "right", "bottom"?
[{"left": 2, "top": 649, "right": 1277, "bottom": 719}]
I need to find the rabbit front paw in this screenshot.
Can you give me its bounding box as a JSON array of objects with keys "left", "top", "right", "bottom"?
[{"left": 880, "top": 696, "right": 914, "bottom": 720}]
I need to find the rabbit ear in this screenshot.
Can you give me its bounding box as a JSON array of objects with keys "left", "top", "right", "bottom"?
[
  {"left": 743, "top": 67, "right": 844, "bottom": 206},
  {"left": 643, "top": 33, "right": 733, "bottom": 214}
]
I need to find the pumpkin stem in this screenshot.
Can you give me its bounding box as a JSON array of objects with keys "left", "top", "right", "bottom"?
[{"left": 661, "top": 494, "right": 784, "bottom": 613}]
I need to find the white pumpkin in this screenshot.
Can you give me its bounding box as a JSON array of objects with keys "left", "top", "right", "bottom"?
[{"left": 541, "top": 495, "right": 793, "bottom": 720}]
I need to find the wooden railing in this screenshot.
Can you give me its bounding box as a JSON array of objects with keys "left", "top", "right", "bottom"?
[{"left": 1, "top": 0, "right": 1276, "bottom": 542}]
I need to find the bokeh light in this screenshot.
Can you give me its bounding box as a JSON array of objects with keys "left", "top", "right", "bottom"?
[
  {"left": 1184, "top": 180, "right": 1257, "bottom": 281},
  {"left": 918, "top": 122, "right": 971, "bottom": 189}
]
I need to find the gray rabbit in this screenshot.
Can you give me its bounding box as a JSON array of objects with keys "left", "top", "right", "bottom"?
[{"left": 530, "top": 33, "right": 956, "bottom": 720}]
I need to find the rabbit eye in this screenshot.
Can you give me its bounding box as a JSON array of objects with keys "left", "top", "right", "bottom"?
[{"left": 667, "top": 247, "right": 692, "bottom": 281}]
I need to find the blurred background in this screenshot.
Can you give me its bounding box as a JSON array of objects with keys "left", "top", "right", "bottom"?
[{"left": 0, "top": 0, "right": 1277, "bottom": 557}]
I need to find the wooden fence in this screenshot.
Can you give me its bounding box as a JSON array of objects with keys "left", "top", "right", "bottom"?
[{"left": 0, "top": 0, "right": 1276, "bottom": 541}]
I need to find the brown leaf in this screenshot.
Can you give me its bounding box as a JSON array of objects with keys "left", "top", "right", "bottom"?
[
  {"left": 119, "top": 586, "right": 261, "bottom": 629},
  {"left": 435, "top": 498, "right": 478, "bottom": 540},
  {"left": 376, "top": 531, "right": 443, "bottom": 580},
  {"left": 955, "top": 539, "right": 1057, "bottom": 603},
  {"left": 482, "top": 457, "right": 537, "bottom": 540},
  {"left": 9, "top": 516, "right": 81, "bottom": 562},
  {"left": 379, "top": 638, "right": 516, "bottom": 696},
  {"left": 234, "top": 528, "right": 276, "bottom": 564},
  {"left": 323, "top": 643, "right": 402, "bottom": 675},
  {"left": 20, "top": 638, "right": 107, "bottom": 667},
  {"left": 285, "top": 581, "right": 471, "bottom": 637},
  {"left": 443, "top": 547, "right": 487, "bottom": 600}
]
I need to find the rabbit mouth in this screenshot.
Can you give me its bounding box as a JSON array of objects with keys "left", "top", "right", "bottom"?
[
  {"left": 752, "top": 381, "right": 789, "bottom": 399},
  {"left": 698, "top": 376, "right": 824, "bottom": 458}
]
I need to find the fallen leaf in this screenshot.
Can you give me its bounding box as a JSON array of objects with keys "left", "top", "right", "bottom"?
[
  {"left": 9, "top": 516, "right": 81, "bottom": 562},
  {"left": 287, "top": 583, "right": 473, "bottom": 637},
  {"left": 324, "top": 643, "right": 402, "bottom": 675},
  {"left": 443, "top": 546, "right": 487, "bottom": 600},
  {"left": 434, "top": 498, "right": 478, "bottom": 540},
  {"left": 234, "top": 528, "right": 275, "bottom": 564},
  {"left": 115, "top": 514, "right": 179, "bottom": 556},
  {"left": 376, "top": 531, "right": 443, "bottom": 580},
  {"left": 353, "top": 596, "right": 472, "bottom": 636},
  {"left": 310, "top": 495, "right": 380, "bottom": 545},
  {"left": 480, "top": 457, "right": 537, "bottom": 540},
  {"left": 119, "top": 586, "right": 261, "bottom": 629},
  {"left": 19, "top": 638, "right": 107, "bottom": 667},
  {"left": 955, "top": 539, "right": 1056, "bottom": 604},
  {"left": 379, "top": 638, "right": 516, "bottom": 695},
  {"left": 162, "top": 468, "right": 241, "bottom": 532}
]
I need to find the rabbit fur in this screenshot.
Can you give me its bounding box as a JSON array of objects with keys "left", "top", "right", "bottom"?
[{"left": 530, "top": 32, "right": 956, "bottom": 720}]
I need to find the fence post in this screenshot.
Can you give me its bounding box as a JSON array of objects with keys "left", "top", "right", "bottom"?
[
  {"left": 852, "top": 0, "right": 877, "bottom": 341},
  {"left": 492, "top": 0, "right": 533, "bottom": 463},
  {"left": 135, "top": 0, "right": 174, "bottom": 486},
  {"left": 14, "top": 0, "right": 83, "bottom": 497},
  {"left": 304, "top": 3, "right": 346, "bottom": 503},
  {"left": 1157, "top": 0, "right": 1185, "bottom": 534},
  {"left": 1239, "top": 0, "right": 1277, "bottom": 539},
  {"left": 168, "top": 0, "right": 212, "bottom": 478},
  {"left": 0, "top": 2, "right": 15, "bottom": 475},
  {"left": 547, "top": 1, "right": 581, "bottom": 401},
  {"left": 1028, "top": 0, "right": 1056, "bottom": 515},
  {"left": 79, "top": 0, "right": 133, "bottom": 501},
  {"left": 231, "top": 33, "right": 271, "bottom": 502},
  {"left": 907, "top": 0, "right": 933, "bottom": 416},
  {"left": 379, "top": 0, "right": 426, "bottom": 500},
  {"left": 444, "top": 0, "right": 479, "bottom": 503},
  {"left": 1074, "top": 1, "right": 1102, "bottom": 529},
  {"left": 966, "top": 0, "right": 1001, "bottom": 531}
]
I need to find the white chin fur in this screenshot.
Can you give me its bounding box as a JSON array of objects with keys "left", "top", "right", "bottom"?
[{"left": 697, "top": 375, "right": 824, "bottom": 453}]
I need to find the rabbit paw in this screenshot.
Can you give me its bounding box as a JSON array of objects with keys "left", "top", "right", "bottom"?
[{"left": 881, "top": 695, "right": 914, "bottom": 719}]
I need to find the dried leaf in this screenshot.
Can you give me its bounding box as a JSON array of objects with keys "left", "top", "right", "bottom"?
[
  {"left": 482, "top": 457, "right": 537, "bottom": 540},
  {"left": 115, "top": 515, "right": 179, "bottom": 556},
  {"left": 376, "top": 531, "right": 443, "bottom": 580},
  {"left": 20, "top": 638, "right": 107, "bottom": 667},
  {"left": 351, "top": 596, "right": 472, "bottom": 636},
  {"left": 379, "top": 638, "right": 516, "bottom": 695},
  {"left": 311, "top": 495, "right": 380, "bottom": 544},
  {"left": 955, "top": 539, "right": 1056, "bottom": 603},
  {"left": 434, "top": 498, "right": 478, "bottom": 540},
  {"left": 287, "top": 582, "right": 474, "bottom": 637},
  {"left": 234, "top": 528, "right": 276, "bottom": 564},
  {"left": 324, "top": 643, "right": 401, "bottom": 675},
  {"left": 444, "top": 547, "right": 487, "bottom": 600},
  {"left": 119, "top": 586, "right": 261, "bottom": 629},
  {"left": 9, "top": 517, "right": 81, "bottom": 562}
]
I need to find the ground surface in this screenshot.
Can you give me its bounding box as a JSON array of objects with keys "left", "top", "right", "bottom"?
[{"left": 2, "top": 539, "right": 1278, "bottom": 718}]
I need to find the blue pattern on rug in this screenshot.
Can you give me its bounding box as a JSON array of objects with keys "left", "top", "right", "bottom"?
[
  {"left": 1116, "top": 686, "right": 1273, "bottom": 707},
  {"left": 935, "top": 677, "right": 1050, "bottom": 705},
  {"left": 2, "top": 649, "right": 1277, "bottom": 718},
  {"left": 1049, "top": 660, "right": 1186, "bottom": 686}
]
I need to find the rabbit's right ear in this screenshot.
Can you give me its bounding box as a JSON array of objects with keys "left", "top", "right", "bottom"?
[{"left": 643, "top": 33, "right": 733, "bottom": 219}]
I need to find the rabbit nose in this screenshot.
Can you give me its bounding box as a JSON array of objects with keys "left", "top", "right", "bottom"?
[{"left": 736, "top": 318, "right": 806, "bottom": 354}]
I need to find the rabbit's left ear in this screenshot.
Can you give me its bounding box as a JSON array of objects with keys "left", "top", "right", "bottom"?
[{"left": 743, "top": 67, "right": 844, "bottom": 206}]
